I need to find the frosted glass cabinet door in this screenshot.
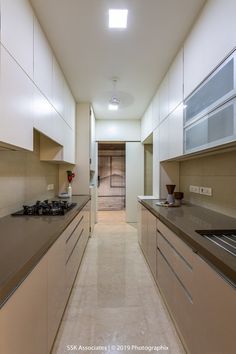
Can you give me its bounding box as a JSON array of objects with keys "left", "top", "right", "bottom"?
[{"left": 184, "top": 53, "right": 236, "bottom": 124}]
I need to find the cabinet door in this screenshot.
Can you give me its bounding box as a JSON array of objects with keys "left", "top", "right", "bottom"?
[
  {"left": 33, "top": 85, "right": 54, "bottom": 139},
  {"left": 168, "top": 49, "right": 183, "bottom": 113},
  {"left": 192, "top": 255, "right": 236, "bottom": 354},
  {"left": 63, "top": 125, "right": 75, "bottom": 164},
  {"left": 159, "top": 74, "right": 169, "bottom": 123},
  {"left": 0, "top": 46, "right": 34, "bottom": 151},
  {"left": 168, "top": 104, "right": 183, "bottom": 159},
  {"left": 33, "top": 17, "right": 53, "bottom": 102},
  {"left": 64, "top": 84, "right": 75, "bottom": 129},
  {"left": 1, "top": 0, "right": 34, "bottom": 78},
  {"left": 152, "top": 91, "right": 160, "bottom": 131},
  {"left": 159, "top": 117, "right": 169, "bottom": 161},
  {"left": 52, "top": 57, "right": 65, "bottom": 117},
  {"left": 147, "top": 211, "right": 157, "bottom": 278},
  {"left": 140, "top": 204, "right": 148, "bottom": 257},
  {"left": 90, "top": 107, "right": 96, "bottom": 171},
  {"left": 47, "top": 236, "right": 66, "bottom": 352},
  {"left": 0, "top": 256, "right": 48, "bottom": 354}
]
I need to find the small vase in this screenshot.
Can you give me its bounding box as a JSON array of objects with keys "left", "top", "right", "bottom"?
[{"left": 67, "top": 183, "right": 72, "bottom": 197}]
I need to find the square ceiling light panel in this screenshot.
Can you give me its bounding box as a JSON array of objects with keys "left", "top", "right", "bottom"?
[{"left": 109, "top": 9, "right": 128, "bottom": 29}]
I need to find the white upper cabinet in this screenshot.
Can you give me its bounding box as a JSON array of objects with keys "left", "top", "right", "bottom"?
[
  {"left": 33, "top": 86, "right": 54, "bottom": 140},
  {"left": 184, "top": 0, "right": 236, "bottom": 98},
  {"left": 159, "top": 118, "right": 169, "bottom": 162},
  {"left": 1, "top": 0, "right": 34, "bottom": 79},
  {"left": 169, "top": 49, "right": 183, "bottom": 113},
  {"left": 168, "top": 104, "right": 183, "bottom": 159},
  {"left": 33, "top": 17, "right": 53, "bottom": 102},
  {"left": 90, "top": 107, "right": 96, "bottom": 171},
  {"left": 63, "top": 84, "right": 75, "bottom": 129},
  {"left": 141, "top": 104, "right": 153, "bottom": 142},
  {"left": 159, "top": 74, "right": 169, "bottom": 123},
  {"left": 152, "top": 91, "right": 160, "bottom": 130},
  {"left": 0, "top": 45, "right": 34, "bottom": 151},
  {"left": 63, "top": 125, "right": 75, "bottom": 164},
  {"left": 52, "top": 57, "right": 65, "bottom": 118}
]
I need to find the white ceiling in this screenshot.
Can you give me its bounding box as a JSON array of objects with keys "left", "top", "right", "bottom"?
[{"left": 30, "top": 0, "right": 206, "bottom": 120}]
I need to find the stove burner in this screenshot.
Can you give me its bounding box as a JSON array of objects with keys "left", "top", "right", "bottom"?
[{"left": 12, "top": 200, "right": 77, "bottom": 216}]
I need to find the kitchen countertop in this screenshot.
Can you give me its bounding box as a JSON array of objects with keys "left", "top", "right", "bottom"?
[
  {"left": 139, "top": 199, "right": 236, "bottom": 287},
  {"left": 0, "top": 195, "right": 90, "bottom": 308}
]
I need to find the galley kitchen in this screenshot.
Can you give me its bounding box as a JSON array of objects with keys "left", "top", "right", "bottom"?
[{"left": 0, "top": 1, "right": 235, "bottom": 354}]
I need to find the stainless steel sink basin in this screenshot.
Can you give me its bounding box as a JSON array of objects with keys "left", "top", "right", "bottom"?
[{"left": 196, "top": 230, "right": 236, "bottom": 257}]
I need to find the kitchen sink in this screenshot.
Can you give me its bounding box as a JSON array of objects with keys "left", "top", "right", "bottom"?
[{"left": 196, "top": 230, "right": 236, "bottom": 257}]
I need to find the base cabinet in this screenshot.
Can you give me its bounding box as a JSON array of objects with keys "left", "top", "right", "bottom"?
[
  {"left": 192, "top": 255, "right": 236, "bottom": 354},
  {"left": 0, "top": 256, "right": 48, "bottom": 354},
  {"left": 138, "top": 202, "right": 236, "bottom": 354},
  {"left": 0, "top": 201, "right": 90, "bottom": 354}
]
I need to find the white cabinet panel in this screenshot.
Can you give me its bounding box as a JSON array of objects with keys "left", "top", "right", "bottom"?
[
  {"left": 141, "top": 104, "right": 153, "bottom": 142},
  {"left": 52, "top": 57, "right": 65, "bottom": 117},
  {"left": 63, "top": 84, "right": 75, "bottom": 129},
  {"left": 1, "top": 0, "right": 34, "bottom": 78},
  {"left": 159, "top": 118, "right": 169, "bottom": 161},
  {"left": 184, "top": 0, "right": 236, "bottom": 98},
  {"left": 90, "top": 107, "right": 96, "bottom": 171},
  {"left": 126, "top": 142, "right": 144, "bottom": 222},
  {"left": 153, "top": 127, "right": 160, "bottom": 198},
  {"left": 159, "top": 74, "right": 169, "bottom": 123},
  {"left": 33, "top": 17, "right": 53, "bottom": 102},
  {"left": 168, "top": 104, "right": 183, "bottom": 159},
  {"left": 152, "top": 91, "right": 160, "bottom": 130},
  {"left": 63, "top": 125, "right": 75, "bottom": 164},
  {"left": 0, "top": 46, "right": 34, "bottom": 151},
  {"left": 169, "top": 49, "right": 183, "bottom": 113},
  {"left": 33, "top": 86, "right": 53, "bottom": 139}
]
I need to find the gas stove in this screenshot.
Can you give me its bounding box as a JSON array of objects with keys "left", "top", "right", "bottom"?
[{"left": 12, "top": 200, "right": 77, "bottom": 216}]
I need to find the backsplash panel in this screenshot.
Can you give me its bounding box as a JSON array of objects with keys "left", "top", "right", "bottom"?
[
  {"left": 0, "top": 132, "right": 59, "bottom": 217},
  {"left": 180, "top": 150, "right": 236, "bottom": 218}
]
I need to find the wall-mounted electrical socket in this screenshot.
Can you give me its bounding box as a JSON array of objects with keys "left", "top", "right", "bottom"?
[
  {"left": 189, "top": 185, "right": 200, "bottom": 193},
  {"left": 199, "top": 186, "right": 212, "bottom": 196},
  {"left": 47, "top": 184, "right": 54, "bottom": 191}
]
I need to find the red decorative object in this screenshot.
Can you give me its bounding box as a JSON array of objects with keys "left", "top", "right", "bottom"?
[{"left": 67, "top": 170, "right": 75, "bottom": 183}]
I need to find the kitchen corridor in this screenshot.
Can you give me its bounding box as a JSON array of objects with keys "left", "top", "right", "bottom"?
[{"left": 52, "top": 212, "right": 185, "bottom": 354}]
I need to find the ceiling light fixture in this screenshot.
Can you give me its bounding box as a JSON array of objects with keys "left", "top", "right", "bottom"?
[
  {"left": 109, "top": 9, "right": 128, "bottom": 29},
  {"left": 108, "top": 78, "right": 120, "bottom": 111}
]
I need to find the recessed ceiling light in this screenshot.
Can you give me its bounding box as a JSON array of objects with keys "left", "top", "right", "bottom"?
[{"left": 109, "top": 9, "right": 128, "bottom": 29}]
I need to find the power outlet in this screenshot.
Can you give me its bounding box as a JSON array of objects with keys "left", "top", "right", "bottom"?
[
  {"left": 47, "top": 184, "right": 54, "bottom": 191},
  {"left": 189, "top": 185, "right": 200, "bottom": 193},
  {"left": 199, "top": 186, "right": 212, "bottom": 196}
]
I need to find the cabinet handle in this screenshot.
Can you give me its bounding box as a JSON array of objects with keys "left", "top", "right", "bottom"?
[
  {"left": 66, "top": 228, "right": 84, "bottom": 265},
  {"left": 66, "top": 215, "right": 84, "bottom": 243},
  {"left": 197, "top": 254, "right": 236, "bottom": 290}
]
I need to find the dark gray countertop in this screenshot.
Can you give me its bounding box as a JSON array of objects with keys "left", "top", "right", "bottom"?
[
  {"left": 140, "top": 199, "right": 236, "bottom": 287},
  {"left": 0, "top": 195, "right": 90, "bottom": 308}
]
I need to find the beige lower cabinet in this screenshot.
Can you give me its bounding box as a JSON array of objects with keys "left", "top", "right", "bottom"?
[
  {"left": 0, "top": 256, "right": 48, "bottom": 354},
  {"left": 192, "top": 254, "right": 236, "bottom": 354},
  {"left": 47, "top": 234, "right": 67, "bottom": 352},
  {"left": 147, "top": 211, "right": 157, "bottom": 278},
  {"left": 0, "top": 201, "right": 90, "bottom": 354},
  {"left": 139, "top": 204, "right": 236, "bottom": 354}
]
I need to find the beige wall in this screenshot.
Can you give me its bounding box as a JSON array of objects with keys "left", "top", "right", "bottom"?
[
  {"left": 0, "top": 132, "right": 58, "bottom": 217},
  {"left": 180, "top": 150, "right": 236, "bottom": 218}
]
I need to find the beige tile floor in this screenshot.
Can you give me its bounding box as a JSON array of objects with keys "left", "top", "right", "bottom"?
[{"left": 52, "top": 211, "right": 185, "bottom": 354}]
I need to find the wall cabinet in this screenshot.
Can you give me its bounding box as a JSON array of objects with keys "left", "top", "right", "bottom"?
[
  {"left": 152, "top": 91, "right": 160, "bottom": 131},
  {"left": 1, "top": 0, "right": 34, "bottom": 79},
  {"left": 183, "top": 0, "right": 236, "bottom": 98},
  {"left": 0, "top": 256, "right": 48, "bottom": 354},
  {"left": 0, "top": 45, "right": 34, "bottom": 151},
  {"left": 52, "top": 57, "right": 65, "bottom": 118},
  {"left": 33, "top": 17, "right": 53, "bottom": 102},
  {"left": 159, "top": 118, "right": 169, "bottom": 162},
  {"left": 168, "top": 49, "right": 183, "bottom": 114},
  {"left": 159, "top": 74, "right": 169, "bottom": 123}
]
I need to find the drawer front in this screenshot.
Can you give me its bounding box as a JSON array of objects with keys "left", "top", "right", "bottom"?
[
  {"left": 157, "top": 220, "right": 193, "bottom": 267},
  {"left": 157, "top": 231, "right": 193, "bottom": 296},
  {"left": 157, "top": 250, "right": 193, "bottom": 352},
  {"left": 65, "top": 213, "right": 84, "bottom": 261},
  {"left": 65, "top": 228, "right": 84, "bottom": 297}
]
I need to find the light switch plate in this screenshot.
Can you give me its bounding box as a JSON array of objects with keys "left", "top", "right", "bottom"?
[
  {"left": 47, "top": 184, "right": 54, "bottom": 191},
  {"left": 200, "top": 186, "right": 212, "bottom": 196},
  {"left": 189, "top": 185, "right": 200, "bottom": 193}
]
